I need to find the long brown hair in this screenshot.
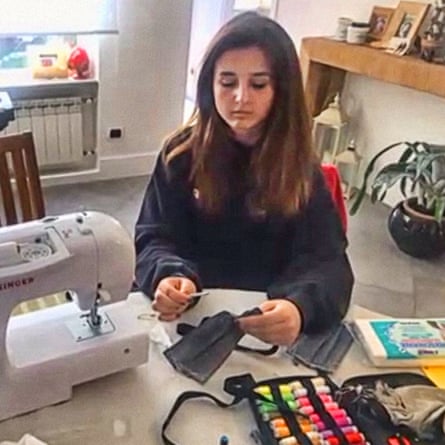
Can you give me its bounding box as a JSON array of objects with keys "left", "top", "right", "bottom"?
[{"left": 166, "top": 12, "right": 318, "bottom": 215}]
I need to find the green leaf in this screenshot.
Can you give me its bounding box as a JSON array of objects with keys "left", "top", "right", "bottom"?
[
  {"left": 349, "top": 140, "right": 445, "bottom": 217},
  {"left": 434, "top": 198, "right": 445, "bottom": 224},
  {"left": 349, "top": 141, "right": 407, "bottom": 215},
  {"left": 370, "top": 181, "right": 389, "bottom": 203},
  {"left": 412, "top": 141, "right": 428, "bottom": 154},
  {"left": 433, "top": 179, "right": 445, "bottom": 194},
  {"left": 400, "top": 176, "right": 408, "bottom": 197},
  {"left": 373, "top": 165, "right": 415, "bottom": 191},
  {"left": 416, "top": 153, "right": 445, "bottom": 181},
  {"left": 370, "top": 185, "right": 380, "bottom": 203},
  {"left": 378, "top": 189, "right": 387, "bottom": 202},
  {"left": 399, "top": 146, "right": 415, "bottom": 164}
]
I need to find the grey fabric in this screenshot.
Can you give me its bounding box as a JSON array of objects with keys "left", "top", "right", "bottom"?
[
  {"left": 163, "top": 308, "right": 262, "bottom": 384},
  {"left": 373, "top": 381, "right": 445, "bottom": 440},
  {"left": 286, "top": 322, "right": 353, "bottom": 372},
  {"left": 164, "top": 311, "right": 244, "bottom": 383}
]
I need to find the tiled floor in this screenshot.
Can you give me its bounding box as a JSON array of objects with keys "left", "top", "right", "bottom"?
[{"left": 44, "top": 176, "right": 445, "bottom": 318}]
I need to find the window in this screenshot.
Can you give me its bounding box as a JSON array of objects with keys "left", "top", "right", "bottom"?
[
  {"left": 0, "top": 35, "right": 76, "bottom": 69},
  {"left": 0, "top": 0, "right": 117, "bottom": 36},
  {"left": 0, "top": 1, "right": 113, "bottom": 77},
  {"left": 233, "top": 0, "right": 275, "bottom": 17}
]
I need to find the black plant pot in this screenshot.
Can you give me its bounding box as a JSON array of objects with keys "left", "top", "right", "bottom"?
[{"left": 388, "top": 199, "right": 445, "bottom": 259}]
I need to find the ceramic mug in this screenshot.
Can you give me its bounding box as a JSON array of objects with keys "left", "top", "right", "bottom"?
[
  {"left": 346, "top": 23, "right": 370, "bottom": 44},
  {"left": 335, "top": 17, "right": 353, "bottom": 41}
]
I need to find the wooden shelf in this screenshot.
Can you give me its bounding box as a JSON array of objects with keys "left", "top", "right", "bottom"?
[{"left": 300, "top": 37, "right": 445, "bottom": 117}]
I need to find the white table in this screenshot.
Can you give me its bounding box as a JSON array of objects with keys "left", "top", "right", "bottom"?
[{"left": 0, "top": 290, "right": 420, "bottom": 445}]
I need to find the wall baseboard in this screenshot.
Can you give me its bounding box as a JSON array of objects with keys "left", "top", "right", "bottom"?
[{"left": 40, "top": 152, "right": 157, "bottom": 188}]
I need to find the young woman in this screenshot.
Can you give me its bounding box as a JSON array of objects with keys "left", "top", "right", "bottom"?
[{"left": 134, "top": 12, "right": 354, "bottom": 346}]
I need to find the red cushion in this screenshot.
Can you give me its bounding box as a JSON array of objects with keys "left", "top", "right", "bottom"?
[{"left": 321, "top": 164, "right": 347, "bottom": 232}]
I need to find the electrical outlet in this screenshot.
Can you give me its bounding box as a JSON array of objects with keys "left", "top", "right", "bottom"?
[{"left": 108, "top": 127, "right": 124, "bottom": 139}]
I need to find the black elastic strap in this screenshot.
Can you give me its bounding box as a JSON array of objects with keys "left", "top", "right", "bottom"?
[
  {"left": 235, "top": 343, "right": 279, "bottom": 355},
  {"left": 163, "top": 374, "right": 259, "bottom": 445},
  {"left": 162, "top": 390, "right": 242, "bottom": 445}
]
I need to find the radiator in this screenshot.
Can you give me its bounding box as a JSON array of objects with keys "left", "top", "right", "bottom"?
[{"left": 1, "top": 96, "right": 96, "bottom": 168}]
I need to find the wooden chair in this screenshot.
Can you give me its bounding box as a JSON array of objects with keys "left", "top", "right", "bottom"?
[
  {"left": 0, "top": 131, "right": 45, "bottom": 226},
  {"left": 0, "top": 132, "right": 64, "bottom": 314}
]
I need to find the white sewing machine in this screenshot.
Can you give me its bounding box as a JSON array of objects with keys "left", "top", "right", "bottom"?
[{"left": 0, "top": 212, "right": 150, "bottom": 421}]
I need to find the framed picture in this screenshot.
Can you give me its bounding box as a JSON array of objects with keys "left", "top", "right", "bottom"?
[
  {"left": 384, "top": 1, "right": 430, "bottom": 45},
  {"left": 368, "top": 6, "right": 394, "bottom": 40}
]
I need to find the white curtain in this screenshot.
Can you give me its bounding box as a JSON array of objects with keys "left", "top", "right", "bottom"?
[{"left": 0, "top": 0, "right": 118, "bottom": 35}]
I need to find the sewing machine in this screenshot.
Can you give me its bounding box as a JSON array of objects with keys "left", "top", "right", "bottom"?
[{"left": 0, "top": 212, "right": 150, "bottom": 421}]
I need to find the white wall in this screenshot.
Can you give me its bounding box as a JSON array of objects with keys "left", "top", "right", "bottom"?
[
  {"left": 44, "top": 0, "right": 445, "bottom": 199},
  {"left": 186, "top": 0, "right": 233, "bottom": 103},
  {"left": 98, "top": 0, "right": 193, "bottom": 179},
  {"left": 44, "top": 0, "right": 193, "bottom": 186},
  {"left": 276, "top": 0, "right": 445, "bottom": 206}
]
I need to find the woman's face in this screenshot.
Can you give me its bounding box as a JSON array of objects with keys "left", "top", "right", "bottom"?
[{"left": 213, "top": 46, "right": 275, "bottom": 145}]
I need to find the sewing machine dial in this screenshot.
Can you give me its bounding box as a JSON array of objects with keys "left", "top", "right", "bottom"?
[{"left": 19, "top": 243, "right": 52, "bottom": 262}]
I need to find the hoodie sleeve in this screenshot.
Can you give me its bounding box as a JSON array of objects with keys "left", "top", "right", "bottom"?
[
  {"left": 134, "top": 152, "right": 201, "bottom": 298},
  {"left": 267, "top": 170, "right": 354, "bottom": 333}
]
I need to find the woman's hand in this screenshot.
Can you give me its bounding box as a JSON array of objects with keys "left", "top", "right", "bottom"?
[
  {"left": 152, "top": 276, "right": 197, "bottom": 321},
  {"left": 238, "top": 299, "right": 302, "bottom": 346}
]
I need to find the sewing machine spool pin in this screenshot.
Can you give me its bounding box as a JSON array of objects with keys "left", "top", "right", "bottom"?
[{"left": 89, "top": 295, "right": 102, "bottom": 328}]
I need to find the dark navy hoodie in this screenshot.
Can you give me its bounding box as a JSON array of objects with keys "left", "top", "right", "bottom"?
[{"left": 134, "top": 138, "right": 354, "bottom": 333}]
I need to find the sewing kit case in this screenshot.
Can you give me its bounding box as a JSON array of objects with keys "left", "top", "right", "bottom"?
[{"left": 162, "top": 371, "right": 445, "bottom": 445}]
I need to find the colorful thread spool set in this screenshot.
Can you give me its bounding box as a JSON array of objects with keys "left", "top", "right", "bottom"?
[{"left": 253, "top": 377, "right": 369, "bottom": 445}]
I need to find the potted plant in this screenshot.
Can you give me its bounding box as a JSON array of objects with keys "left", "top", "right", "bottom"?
[{"left": 349, "top": 141, "right": 445, "bottom": 258}]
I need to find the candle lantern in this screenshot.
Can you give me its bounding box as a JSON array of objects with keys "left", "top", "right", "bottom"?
[{"left": 312, "top": 94, "right": 349, "bottom": 164}]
